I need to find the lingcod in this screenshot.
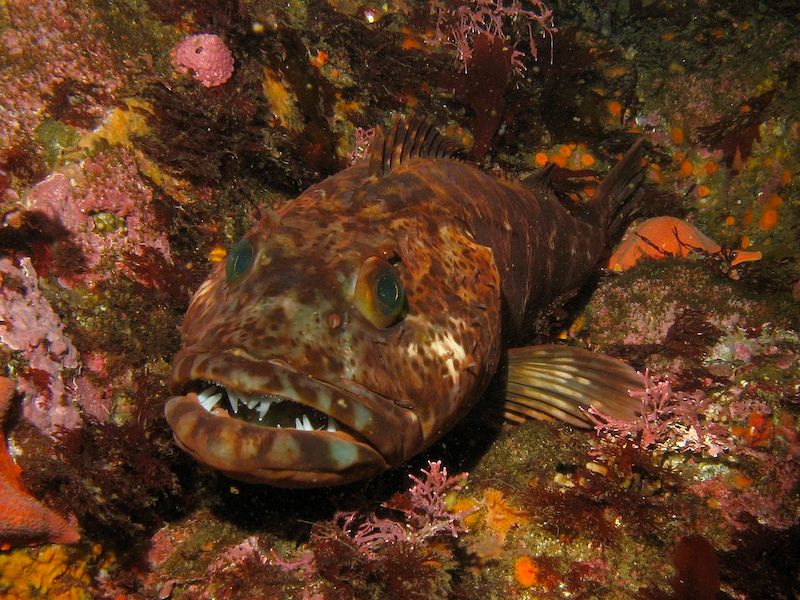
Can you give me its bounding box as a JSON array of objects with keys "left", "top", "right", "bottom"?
[{"left": 165, "top": 117, "right": 645, "bottom": 487}]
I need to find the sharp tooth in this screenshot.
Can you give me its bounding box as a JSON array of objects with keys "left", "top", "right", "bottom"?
[
  {"left": 302, "top": 414, "right": 312, "bottom": 431},
  {"left": 197, "top": 386, "right": 217, "bottom": 403},
  {"left": 294, "top": 417, "right": 304, "bottom": 430},
  {"left": 200, "top": 392, "right": 223, "bottom": 411},
  {"left": 246, "top": 396, "right": 259, "bottom": 410},
  {"left": 257, "top": 399, "right": 271, "bottom": 420},
  {"left": 326, "top": 417, "right": 338, "bottom": 432},
  {"left": 229, "top": 392, "right": 239, "bottom": 414}
]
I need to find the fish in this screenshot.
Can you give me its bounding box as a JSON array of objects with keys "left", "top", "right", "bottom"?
[{"left": 165, "top": 117, "right": 646, "bottom": 487}]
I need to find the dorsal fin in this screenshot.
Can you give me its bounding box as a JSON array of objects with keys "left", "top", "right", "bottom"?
[
  {"left": 368, "top": 116, "right": 464, "bottom": 177},
  {"left": 520, "top": 163, "right": 557, "bottom": 194}
]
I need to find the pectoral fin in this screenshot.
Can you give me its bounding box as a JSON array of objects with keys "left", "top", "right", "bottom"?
[{"left": 503, "top": 344, "right": 643, "bottom": 428}]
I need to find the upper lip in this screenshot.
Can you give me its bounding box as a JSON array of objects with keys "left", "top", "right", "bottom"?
[{"left": 169, "top": 348, "right": 418, "bottom": 464}]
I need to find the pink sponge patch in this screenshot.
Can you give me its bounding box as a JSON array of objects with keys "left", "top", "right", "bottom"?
[{"left": 172, "top": 33, "right": 234, "bottom": 88}]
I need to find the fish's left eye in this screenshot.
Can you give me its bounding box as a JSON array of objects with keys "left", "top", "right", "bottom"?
[
  {"left": 354, "top": 256, "right": 406, "bottom": 328},
  {"left": 226, "top": 238, "right": 254, "bottom": 283}
]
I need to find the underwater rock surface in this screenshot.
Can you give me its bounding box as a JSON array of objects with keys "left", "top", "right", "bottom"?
[{"left": 0, "top": 0, "right": 798, "bottom": 598}]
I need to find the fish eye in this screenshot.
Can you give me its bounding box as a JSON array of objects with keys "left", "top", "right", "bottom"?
[
  {"left": 354, "top": 256, "right": 406, "bottom": 328},
  {"left": 226, "top": 238, "right": 254, "bottom": 283}
]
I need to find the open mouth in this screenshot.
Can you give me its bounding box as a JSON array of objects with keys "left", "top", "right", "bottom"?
[
  {"left": 191, "top": 381, "right": 341, "bottom": 432},
  {"left": 165, "top": 349, "right": 421, "bottom": 486}
]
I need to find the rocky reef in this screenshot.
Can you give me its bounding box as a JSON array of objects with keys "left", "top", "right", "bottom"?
[{"left": 0, "top": 0, "right": 798, "bottom": 598}]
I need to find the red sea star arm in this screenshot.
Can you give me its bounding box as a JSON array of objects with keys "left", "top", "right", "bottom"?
[
  {"left": 607, "top": 216, "right": 761, "bottom": 272},
  {"left": 0, "top": 376, "right": 80, "bottom": 548}
]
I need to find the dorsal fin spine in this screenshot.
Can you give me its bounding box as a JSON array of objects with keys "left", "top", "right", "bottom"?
[
  {"left": 410, "top": 121, "right": 433, "bottom": 158},
  {"left": 385, "top": 123, "right": 400, "bottom": 174},
  {"left": 431, "top": 135, "right": 446, "bottom": 157},
  {"left": 393, "top": 121, "right": 411, "bottom": 170},
  {"left": 366, "top": 116, "right": 465, "bottom": 178},
  {"left": 401, "top": 120, "right": 424, "bottom": 163}
]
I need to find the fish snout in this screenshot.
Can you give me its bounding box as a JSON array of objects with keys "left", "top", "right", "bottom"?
[{"left": 165, "top": 350, "right": 421, "bottom": 486}]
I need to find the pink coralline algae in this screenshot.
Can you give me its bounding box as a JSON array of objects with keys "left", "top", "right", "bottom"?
[
  {"left": 336, "top": 460, "right": 471, "bottom": 556},
  {"left": 587, "top": 370, "right": 734, "bottom": 457},
  {"left": 273, "top": 461, "right": 472, "bottom": 572},
  {"left": 432, "top": 0, "right": 556, "bottom": 73},
  {"left": 0, "top": 257, "right": 82, "bottom": 434},
  {"left": 172, "top": 34, "right": 235, "bottom": 88},
  {"left": 0, "top": 0, "right": 123, "bottom": 152},
  {"left": 692, "top": 458, "right": 799, "bottom": 531},
  {"left": 25, "top": 147, "right": 172, "bottom": 288},
  {"left": 347, "top": 126, "right": 376, "bottom": 165}
]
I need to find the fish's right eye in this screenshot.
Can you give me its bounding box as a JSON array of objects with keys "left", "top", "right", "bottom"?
[{"left": 226, "top": 238, "right": 254, "bottom": 283}]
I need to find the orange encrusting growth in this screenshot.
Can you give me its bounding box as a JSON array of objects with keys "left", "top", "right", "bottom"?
[
  {"left": 208, "top": 245, "right": 227, "bottom": 263},
  {"left": 0, "top": 377, "right": 80, "bottom": 549},
  {"left": 310, "top": 50, "right": 328, "bottom": 69},
  {"left": 531, "top": 144, "right": 597, "bottom": 172},
  {"left": 732, "top": 412, "right": 774, "bottom": 447},
  {"left": 607, "top": 100, "right": 623, "bottom": 118},
  {"left": 482, "top": 488, "right": 529, "bottom": 542},
  {"left": 607, "top": 216, "right": 762, "bottom": 272},
  {"left": 760, "top": 209, "right": 778, "bottom": 231},
  {"left": 678, "top": 159, "right": 694, "bottom": 178},
  {"left": 759, "top": 194, "right": 782, "bottom": 231},
  {"left": 514, "top": 555, "right": 540, "bottom": 587},
  {"left": 514, "top": 555, "right": 559, "bottom": 589}
]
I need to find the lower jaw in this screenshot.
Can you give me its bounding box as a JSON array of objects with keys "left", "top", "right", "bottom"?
[
  {"left": 169, "top": 349, "right": 419, "bottom": 465},
  {"left": 164, "top": 393, "right": 390, "bottom": 487}
]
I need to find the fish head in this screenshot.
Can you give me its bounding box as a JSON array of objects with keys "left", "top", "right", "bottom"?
[{"left": 166, "top": 181, "right": 502, "bottom": 487}]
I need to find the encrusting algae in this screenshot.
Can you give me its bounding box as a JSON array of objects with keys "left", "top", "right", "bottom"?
[{"left": 0, "top": 543, "right": 105, "bottom": 600}]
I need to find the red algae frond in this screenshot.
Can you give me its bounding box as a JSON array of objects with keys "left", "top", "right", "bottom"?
[
  {"left": 587, "top": 370, "right": 734, "bottom": 457},
  {"left": 431, "top": 0, "right": 556, "bottom": 73}
]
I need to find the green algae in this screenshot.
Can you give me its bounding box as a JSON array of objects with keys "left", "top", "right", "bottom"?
[
  {"left": 155, "top": 512, "right": 246, "bottom": 583},
  {"left": 452, "top": 416, "right": 731, "bottom": 597},
  {"left": 467, "top": 420, "right": 591, "bottom": 491},
  {"left": 91, "top": 211, "right": 127, "bottom": 234},
  {"left": 43, "top": 276, "right": 181, "bottom": 382},
  {"left": 34, "top": 119, "right": 80, "bottom": 170}
]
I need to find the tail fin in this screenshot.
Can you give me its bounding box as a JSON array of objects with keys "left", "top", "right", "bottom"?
[{"left": 592, "top": 139, "right": 647, "bottom": 241}]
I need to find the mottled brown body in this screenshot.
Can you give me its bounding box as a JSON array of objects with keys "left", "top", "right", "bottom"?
[
  {"left": 166, "top": 122, "right": 644, "bottom": 486},
  {"left": 375, "top": 159, "right": 608, "bottom": 339}
]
